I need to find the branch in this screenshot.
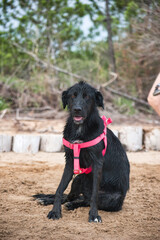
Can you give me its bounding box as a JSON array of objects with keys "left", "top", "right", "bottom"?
[
  {"left": 5, "top": 60, "right": 27, "bottom": 85},
  {"left": 101, "top": 72, "right": 118, "bottom": 87},
  {"left": 12, "top": 42, "right": 149, "bottom": 108},
  {"left": 0, "top": 109, "right": 8, "bottom": 119},
  {"left": 106, "top": 86, "right": 149, "bottom": 107},
  {"left": 12, "top": 42, "right": 88, "bottom": 82}
]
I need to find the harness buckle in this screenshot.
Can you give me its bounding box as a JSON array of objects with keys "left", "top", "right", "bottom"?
[
  {"left": 74, "top": 169, "right": 82, "bottom": 174},
  {"left": 69, "top": 143, "right": 73, "bottom": 149}
]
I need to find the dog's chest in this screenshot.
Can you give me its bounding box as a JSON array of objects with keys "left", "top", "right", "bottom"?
[
  {"left": 75, "top": 127, "right": 92, "bottom": 167},
  {"left": 79, "top": 148, "right": 92, "bottom": 168},
  {"left": 64, "top": 121, "right": 102, "bottom": 168},
  {"left": 74, "top": 125, "right": 83, "bottom": 139},
  {"left": 76, "top": 126, "right": 82, "bottom": 135}
]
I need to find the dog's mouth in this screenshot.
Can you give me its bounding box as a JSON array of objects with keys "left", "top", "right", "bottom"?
[{"left": 73, "top": 116, "right": 84, "bottom": 124}]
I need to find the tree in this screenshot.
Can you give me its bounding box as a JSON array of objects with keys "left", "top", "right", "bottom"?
[
  {"left": 105, "top": 0, "right": 116, "bottom": 72},
  {"left": 0, "top": 0, "right": 94, "bottom": 74}
]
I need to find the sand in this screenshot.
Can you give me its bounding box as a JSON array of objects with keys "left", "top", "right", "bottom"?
[{"left": 0, "top": 151, "right": 160, "bottom": 240}]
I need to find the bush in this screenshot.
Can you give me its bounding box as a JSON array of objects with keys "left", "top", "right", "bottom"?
[{"left": 0, "top": 97, "right": 10, "bottom": 111}]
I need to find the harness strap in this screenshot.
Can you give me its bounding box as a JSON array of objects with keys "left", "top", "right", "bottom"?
[
  {"left": 102, "top": 116, "right": 112, "bottom": 156},
  {"left": 63, "top": 116, "right": 112, "bottom": 175}
]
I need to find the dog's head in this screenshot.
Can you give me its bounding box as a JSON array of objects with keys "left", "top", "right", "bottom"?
[{"left": 62, "top": 81, "right": 104, "bottom": 125}]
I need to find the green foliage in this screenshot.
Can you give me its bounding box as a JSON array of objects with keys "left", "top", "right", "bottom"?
[
  {"left": 0, "top": 0, "right": 160, "bottom": 111},
  {"left": 0, "top": 97, "right": 10, "bottom": 111},
  {"left": 0, "top": 71, "right": 47, "bottom": 96},
  {"left": 55, "top": 41, "right": 109, "bottom": 88},
  {"left": 114, "top": 97, "right": 136, "bottom": 115},
  {"left": 124, "top": 1, "right": 139, "bottom": 21}
]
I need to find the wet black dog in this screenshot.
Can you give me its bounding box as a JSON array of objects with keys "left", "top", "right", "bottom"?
[{"left": 34, "top": 81, "right": 130, "bottom": 223}]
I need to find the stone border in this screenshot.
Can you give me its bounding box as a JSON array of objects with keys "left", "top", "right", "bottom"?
[{"left": 0, "top": 127, "right": 160, "bottom": 153}]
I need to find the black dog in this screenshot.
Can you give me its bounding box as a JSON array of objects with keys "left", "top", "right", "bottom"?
[{"left": 35, "top": 81, "right": 130, "bottom": 223}]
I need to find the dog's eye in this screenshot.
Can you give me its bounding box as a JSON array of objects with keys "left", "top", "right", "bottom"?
[
  {"left": 72, "top": 92, "right": 77, "bottom": 98},
  {"left": 83, "top": 93, "right": 89, "bottom": 99}
]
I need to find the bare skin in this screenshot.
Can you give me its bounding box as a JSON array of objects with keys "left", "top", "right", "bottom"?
[{"left": 147, "top": 73, "right": 160, "bottom": 116}]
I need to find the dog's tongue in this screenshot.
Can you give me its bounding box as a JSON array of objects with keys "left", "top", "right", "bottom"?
[{"left": 74, "top": 116, "right": 83, "bottom": 121}]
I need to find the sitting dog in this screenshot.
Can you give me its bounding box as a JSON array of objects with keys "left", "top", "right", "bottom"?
[{"left": 36, "top": 81, "right": 130, "bottom": 223}]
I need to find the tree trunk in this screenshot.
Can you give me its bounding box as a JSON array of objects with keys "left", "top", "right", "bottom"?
[{"left": 105, "top": 0, "right": 116, "bottom": 73}]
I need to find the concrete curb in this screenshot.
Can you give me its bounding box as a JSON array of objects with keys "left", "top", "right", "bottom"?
[
  {"left": 13, "top": 135, "right": 41, "bottom": 154},
  {"left": 0, "top": 135, "right": 12, "bottom": 152},
  {"left": 0, "top": 127, "right": 160, "bottom": 153},
  {"left": 40, "top": 134, "right": 63, "bottom": 152},
  {"left": 144, "top": 129, "right": 160, "bottom": 151},
  {"left": 119, "top": 127, "right": 143, "bottom": 151}
]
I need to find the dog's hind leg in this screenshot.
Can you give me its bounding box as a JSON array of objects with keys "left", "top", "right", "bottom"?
[
  {"left": 98, "top": 191, "right": 125, "bottom": 212},
  {"left": 65, "top": 198, "right": 89, "bottom": 210},
  {"left": 33, "top": 175, "right": 83, "bottom": 206},
  {"left": 65, "top": 174, "right": 93, "bottom": 211},
  {"left": 33, "top": 194, "right": 68, "bottom": 205}
]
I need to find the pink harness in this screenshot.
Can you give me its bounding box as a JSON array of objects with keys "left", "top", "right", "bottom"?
[{"left": 63, "top": 116, "right": 112, "bottom": 175}]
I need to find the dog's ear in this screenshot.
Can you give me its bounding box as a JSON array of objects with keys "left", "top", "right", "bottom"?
[
  {"left": 95, "top": 91, "right": 104, "bottom": 109},
  {"left": 62, "top": 90, "right": 68, "bottom": 109}
]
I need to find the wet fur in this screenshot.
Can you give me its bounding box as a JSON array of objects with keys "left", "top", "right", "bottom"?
[{"left": 34, "top": 81, "right": 130, "bottom": 222}]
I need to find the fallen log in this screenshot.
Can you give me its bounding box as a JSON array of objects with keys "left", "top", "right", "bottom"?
[
  {"left": 105, "top": 86, "right": 149, "bottom": 107},
  {"left": 9, "top": 43, "right": 151, "bottom": 108}
]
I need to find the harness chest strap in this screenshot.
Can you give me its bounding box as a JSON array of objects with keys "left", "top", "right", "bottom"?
[{"left": 63, "top": 116, "right": 112, "bottom": 175}]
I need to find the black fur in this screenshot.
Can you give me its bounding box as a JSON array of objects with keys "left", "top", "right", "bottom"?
[{"left": 35, "top": 81, "right": 130, "bottom": 223}]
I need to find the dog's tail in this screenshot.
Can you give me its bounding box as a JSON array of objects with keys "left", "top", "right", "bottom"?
[
  {"left": 33, "top": 193, "right": 68, "bottom": 206},
  {"left": 98, "top": 192, "right": 125, "bottom": 212}
]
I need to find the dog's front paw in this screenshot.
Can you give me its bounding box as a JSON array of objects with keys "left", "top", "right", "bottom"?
[
  {"left": 89, "top": 215, "right": 102, "bottom": 223},
  {"left": 47, "top": 210, "right": 62, "bottom": 220}
]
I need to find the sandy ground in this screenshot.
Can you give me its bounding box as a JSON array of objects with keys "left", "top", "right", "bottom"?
[{"left": 0, "top": 151, "right": 160, "bottom": 240}]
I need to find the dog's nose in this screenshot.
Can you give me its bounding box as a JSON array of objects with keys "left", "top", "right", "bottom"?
[{"left": 73, "top": 107, "right": 82, "bottom": 114}]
